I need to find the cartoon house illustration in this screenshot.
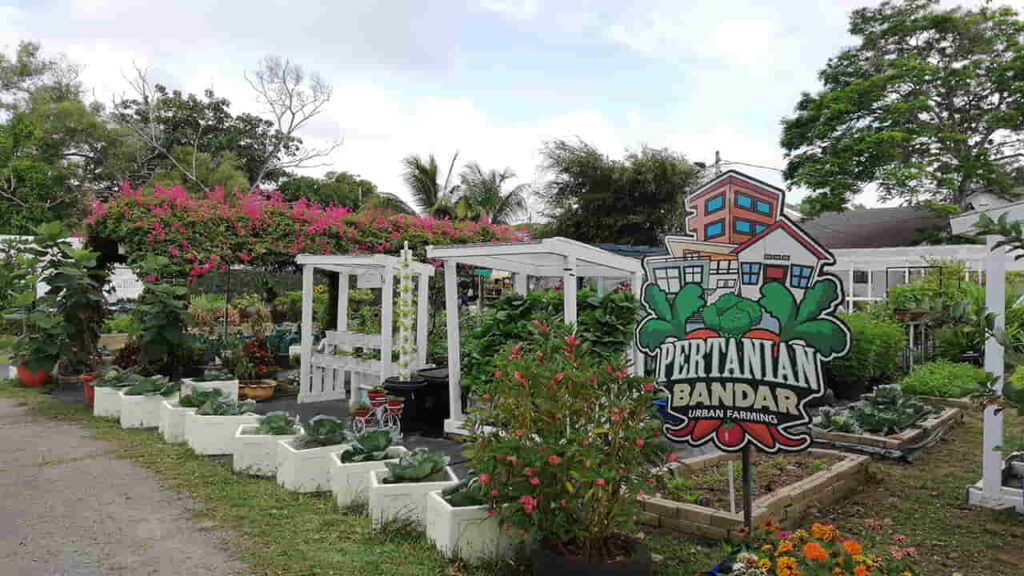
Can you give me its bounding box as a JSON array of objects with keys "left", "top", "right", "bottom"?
[{"left": 644, "top": 169, "right": 830, "bottom": 303}]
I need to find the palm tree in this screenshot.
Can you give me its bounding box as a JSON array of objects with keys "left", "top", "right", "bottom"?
[
  {"left": 401, "top": 153, "right": 460, "bottom": 217},
  {"left": 457, "top": 162, "right": 529, "bottom": 224}
]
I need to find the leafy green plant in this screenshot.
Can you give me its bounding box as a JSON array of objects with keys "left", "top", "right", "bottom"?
[
  {"left": 255, "top": 411, "right": 299, "bottom": 435},
  {"left": 381, "top": 449, "right": 448, "bottom": 484},
  {"left": 195, "top": 398, "right": 256, "bottom": 416},
  {"left": 102, "top": 313, "right": 139, "bottom": 335},
  {"left": 135, "top": 255, "right": 189, "bottom": 377},
  {"left": 636, "top": 283, "right": 705, "bottom": 351},
  {"left": 700, "top": 292, "right": 763, "bottom": 337},
  {"left": 758, "top": 280, "right": 848, "bottom": 357},
  {"left": 828, "top": 312, "right": 906, "bottom": 399},
  {"left": 442, "top": 477, "right": 487, "bottom": 508},
  {"left": 92, "top": 369, "right": 141, "bottom": 388},
  {"left": 192, "top": 369, "right": 234, "bottom": 382},
  {"left": 898, "top": 360, "right": 988, "bottom": 399},
  {"left": 178, "top": 388, "right": 225, "bottom": 408},
  {"left": 123, "top": 375, "right": 178, "bottom": 397},
  {"left": 295, "top": 415, "right": 350, "bottom": 449},
  {"left": 817, "top": 385, "right": 937, "bottom": 436},
  {"left": 339, "top": 429, "right": 394, "bottom": 463}
]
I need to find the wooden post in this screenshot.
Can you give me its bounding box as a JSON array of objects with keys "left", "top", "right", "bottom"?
[
  {"left": 982, "top": 234, "right": 1006, "bottom": 501},
  {"left": 444, "top": 261, "right": 464, "bottom": 424},
  {"left": 416, "top": 271, "right": 429, "bottom": 367},
  {"left": 336, "top": 271, "right": 349, "bottom": 331},
  {"left": 380, "top": 265, "right": 394, "bottom": 384},
  {"left": 563, "top": 255, "right": 577, "bottom": 326},
  {"left": 742, "top": 445, "right": 753, "bottom": 537},
  {"left": 299, "top": 264, "right": 314, "bottom": 402}
]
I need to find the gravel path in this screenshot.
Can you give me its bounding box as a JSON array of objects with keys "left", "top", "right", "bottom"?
[{"left": 0, "top": 399, "right": 248, "bottom": 576}]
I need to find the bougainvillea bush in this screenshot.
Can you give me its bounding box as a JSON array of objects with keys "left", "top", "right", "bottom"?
[
  {"left": 87, "top": 183, "right": 525, "bottom": 279},
  {"left": 465, "top": 322, "right": 669, "bottom": 563},
  {"left": 727, "top": 520, "right": 920, "bottom": 576}
]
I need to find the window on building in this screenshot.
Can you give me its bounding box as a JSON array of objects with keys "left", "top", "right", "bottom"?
[
  {"left": 710, "top": 260, "right": 738, "bottom": 274},
  {"left": 682, "top": 251, "right": 701, "bottom": 260},
  {"left": 734, "top": 219, "right": 753, "bottom": 235},
  {"left": 705, "top": 194, "right": 724, "bottom": 214},
  {"left": 716, "top": 278, "right": 737, "bottom": 289},
  {"left": 735, "top": 193, "right": 753, "bottom": 209},
  {"left": 755, "top": 223, "right": 767, "bottom": 234},
  {"left": 853, "top": 270, "right": 869, "bottom": 284},
  {"left": 705, "top": 220, "right": 724, "bottom": 239},
  {"left": 756, "top": 200, "right": 772, "bottom": 215},
  {"left": 741, "top": 263, "right": 761, "bottom": 285},
  {"left": 683, "top": 265, "right": 703, "bottom": 285},
  {"left": 791, "top": 265, "right": 813, "bottom": 289},
  {"left": 653, "top": 267, "right": 682, "bottom": 293}
]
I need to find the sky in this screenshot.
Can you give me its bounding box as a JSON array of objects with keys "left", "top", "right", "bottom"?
[{"left": 2, "top": 0, "right": 1020, "bottom": 217}]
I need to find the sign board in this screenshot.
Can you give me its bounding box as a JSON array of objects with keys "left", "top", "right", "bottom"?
[
  {"left": 635, "top": 170, "right": 850, "bottom": 453},
  {"left": 357, "top": 271, "right": 383, "bottom": 289}
]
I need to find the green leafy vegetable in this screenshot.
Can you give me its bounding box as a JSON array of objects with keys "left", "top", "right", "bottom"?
[
  {"left": 123, "top": 376, "right": 178, "bottom": 397},
  {"left": 700, "top": 293, "right": 762, "bottom": 337},
  {"left": 442, "top": 476, "right": 486, "bottom": 507},
  {"left": 178, "top": 388, "right": 225, "bottom": 408},
  {"left": 817, "top": 385, "right": 937, "bottom": 436},
  {"left": 195, "top": 398, "right": 256, "bottom": 416},
  {"left": 759, "top": 280, "right": 848, "bottom": 357},
  {"left": 637, "top": 283, "right": 705, "bottom": 352},
  {"left": 295, "top": 415, "right": 351, "bottom": 449},
  {"left": 382, "top": 449, "right": 448, "bottom": 484},
  {"left": 339, "top": 429, "right": 395, "bottom": 463},
  {"left": 255, "top": 411, "right": 299, "bottom": 435}
]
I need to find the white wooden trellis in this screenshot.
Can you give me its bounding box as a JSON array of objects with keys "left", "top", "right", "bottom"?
[
  {"left": 295, "top": 254, "right": 435, "bottom": 404},
  {"left": 425, "top": 237, "right": 644, "bottom": 436}
]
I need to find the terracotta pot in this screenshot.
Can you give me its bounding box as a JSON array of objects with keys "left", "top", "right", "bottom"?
[
  {"left": 386, "top": 399, "right": 404, "bottom": 415},
  {"left": 80, "top": 373, "right": 96, "bottom": 406},
  {"left": 238, "top": 379, "right": 277, "bottom": 401},
  {"left": 16, "top": 365, "right": 49, "bottom": 388},
  {"left": 368, "top": 391, "right": 387, "bottom": 408}
]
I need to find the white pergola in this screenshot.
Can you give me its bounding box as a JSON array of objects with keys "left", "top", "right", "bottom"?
[
  {"left": 295, "top": 254, "right": 435, "bottom": 404},
  {"left": 425, "top": 237, "right": 645, "bottom": 435},
  {"left": 951, "top": 203, "right": 1024, "bottom": 512}
]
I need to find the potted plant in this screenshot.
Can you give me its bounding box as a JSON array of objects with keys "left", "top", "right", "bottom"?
[
  {"left": 6, "top": 289, "right": 61, "bottom": 388},
  {"left": 367, "top": 448, "right": 458, "bottom": 528},
  {"left": 466, "top": 324, "right": 667, "bottom": 575},
  {"left": 386, "top": 395, "right": 404, "bottom": 416},
  {"left": 277, "top": 415, "right": 352, "bottom": 492},
  {"left": 382, "top": 243, "right": 427, "bottom": 428},
  {"left": 328, "top": 429, "right": 408, "bottom": 508},
  {"left": 230, "top": 339, "right": 277, "bottom": 401},
  {"left": 234, "top": 411, "right": 303, "bottom": 477},
  {"left": 352, "top": 401, "right": 373, "bottom": 426},
  {"left": 134, "top": 256, "right": 189, "bottom": 380},
  {"left": 367, "top": 385, "right": 388, "bottom": 408},
  {"left": 183, "top": 397, "right": 259, "bottom": 455},
  {"left": 425, "top": 476, "right": 513, "bottom": 561},
  {"left": 159, "top": 388, "right": 224, "bottom": 444},
  {"left": 79, "top": 372, "right": 97, "bottom": 406},
  {"left": 119, "top": 376, "right": 179, "bottom": 429},
  {"left": 181, "top": 368, "right": 239, "bottom": 402},
  {"left": 91, "top": 369, "right": 140, "bottom": 418}
]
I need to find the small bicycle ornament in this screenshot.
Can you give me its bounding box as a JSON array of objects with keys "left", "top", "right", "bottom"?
[{"left": 351, "top": 389, "right": 403, "bottom": 434}]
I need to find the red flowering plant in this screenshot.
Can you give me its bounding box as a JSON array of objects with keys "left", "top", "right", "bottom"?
[
  {"left": 464, "top": 321, "right": 669, "bottom": 564},
  {"left": 728, "top": 520, "right": 921, "bottom": 576}
]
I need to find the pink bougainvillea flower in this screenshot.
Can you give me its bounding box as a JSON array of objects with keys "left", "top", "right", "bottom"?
[
  {"left": 529, "top": 477, "right": 540, "bottom": 486},
  {"left": 547, "top": 455, "right": 559, "bottom": 465},
  {"left": 595, "top": 478, "right": 605, "bottom": 486},
  {"left": 145, "top": 275, "right": 156, "bottom": 282}
]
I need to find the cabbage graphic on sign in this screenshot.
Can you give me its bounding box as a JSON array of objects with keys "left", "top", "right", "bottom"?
[{"left": 635, "top": 170, "right": 850, "bottom": 453}]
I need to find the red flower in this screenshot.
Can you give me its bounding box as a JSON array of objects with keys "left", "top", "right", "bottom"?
[
  {"left": 547, "top": 455, "right": 559, "bottom": 465},
  {"left": 145, "top": 274, "right": 156, "bottom": 283},
  {"left": 519, "top": 495, "right": 537, "bottom": 514},
  {"left": 529, "top": 477, "right": 540, "bottom": 485},
  {"left": 478, "top": 473, "right": 489, "bottom": 484},
  {"left": 595, "top": 478, "right": 605, "bottom": 486},
  {"left": 635, "top": 438, "right": 644, "bottom": 447},
  {"left": 644, "top": 382, "right": 655, "bottom": 391}
]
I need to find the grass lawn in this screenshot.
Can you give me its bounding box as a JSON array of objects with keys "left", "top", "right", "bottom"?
[{"left": 1, "top": 378, "right": 1021, "bottom": 575}]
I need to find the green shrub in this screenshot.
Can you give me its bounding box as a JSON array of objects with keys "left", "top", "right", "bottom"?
[
  {"left": 898, "top": 360, "right": 987, "bottom": 398},
  {"left": 102, "top": 313, "right": 139, "bottom": 335},
  {"left": 828, "top": 313, "right": 906, "bottom": 398}
]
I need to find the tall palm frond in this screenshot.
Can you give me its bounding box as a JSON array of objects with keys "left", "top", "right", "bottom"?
[
  {"left": 401, "top": 152, "right": 460, "bottom": 217},
  {"left": 367, "top": 192, "right": 416, "bottom": 215},
  {"left": 459, "top": 162, "right": 529, "bottom": 224}
]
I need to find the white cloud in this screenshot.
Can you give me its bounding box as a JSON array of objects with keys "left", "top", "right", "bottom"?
[{"left": 479, "top": 0, "right": 542, "bottom": 21}]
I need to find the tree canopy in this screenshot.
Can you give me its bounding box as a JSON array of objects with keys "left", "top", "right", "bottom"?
[
  {"left": 538, "top": 139, "right": 701, "bottom": 245},
  {"left": 278, "top": 171, "right": 413, "bottom": 213},
  {"left": 782, "top": 0, "right": 1024, "bottom": 216}
]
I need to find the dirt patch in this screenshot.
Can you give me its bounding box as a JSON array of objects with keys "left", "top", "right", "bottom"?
[
  {"left": 0, "top": 399, "right": 247, "bottom": 575},
  {"left": 661, "top": 451, "right": 843, "bottom": 511}
]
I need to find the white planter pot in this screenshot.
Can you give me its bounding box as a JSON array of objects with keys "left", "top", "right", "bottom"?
[
  {"left": 93, "top": 386, "right": 125, "bottom": 418},
  {"left": 119, "top": 391, "right": 167, "bottom": 429},
  {"left": 368, "top": 467, "right": 459, "bottom": 529},
  {"left": 233, "top": 424, "right": 303, "bottom": 477},
  {"left": 328, "top": 446, "right": 409, "bottom": 508},
  {"left": 276, "top": 439, "right": 350, "bottom": 493},
  {"left": 181, "top": 377, "right": 239, "bottom": 402},
  {"left": 184, "top": 412, "right": 260, "bottom": 455},
  {"left": 425, "top": 490, "right": 510, "bottom": 561},
  {"left": 159, "top": 400, "right": 197, "bottom": 443}
]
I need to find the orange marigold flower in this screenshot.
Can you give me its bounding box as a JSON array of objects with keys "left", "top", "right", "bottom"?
[
  {"left": 776, "top": 556, "right": 800, "bottom": 576},
  {"left": 811, "top": 522, "right": 838, "bottom": 541},
  {"left": 853, "top": 564, "right": 870, "bottom": 576},
  {"left": 833, "top": 570, "right": 848, "bottom": 576},
  {"left": 758, "top": 559, "right": 772, "bottom": 570},
  {"left": 803, "top": 542, "right": 829, "bottom": 562},
  {"left": 777, "top": 541, "right": 795, "bottom": 554},
  {"left": 843, "top": 540, "right": 863, "bottom": 556}
]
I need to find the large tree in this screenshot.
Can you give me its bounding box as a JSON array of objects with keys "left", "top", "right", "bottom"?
[
  {"left": 782, "top": 0, "right": 1024, "bottom": 216},
  {"left": 457, "top": 162, "right": 528, "bottom": 224},
  {"left": 279, "top": 171, "right": 413, "bottom": 213},
  {"left": 538, "top": 139, "right": 700, "bottom": 245},
  {"left": 0, "top": 42, "right": 130, "bottom": 233}
]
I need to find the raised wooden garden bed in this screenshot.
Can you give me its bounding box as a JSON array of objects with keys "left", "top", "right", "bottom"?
[
  {"left": 639, "top": 449, "right": 869, "bottom": 540},
  {"left": 812, "top": 406, "right": 962, "bottom": 452}
]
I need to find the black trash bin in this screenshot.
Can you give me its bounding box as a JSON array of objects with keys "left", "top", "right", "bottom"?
[
  {"left": 383, "top": 376, "right": 426, "bottom": 434},
  {"left": 416, "top": 367, "right": 451, "bottom": 437}
]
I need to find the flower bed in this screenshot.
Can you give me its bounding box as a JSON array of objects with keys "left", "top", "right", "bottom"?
[{"left": 640, "top": 449, "right": 868, "bottom": 539}]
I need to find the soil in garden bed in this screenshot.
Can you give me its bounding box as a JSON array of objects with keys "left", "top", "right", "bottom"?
[{"left": 661, "top": 452, "right": 843, "bottom": 512}]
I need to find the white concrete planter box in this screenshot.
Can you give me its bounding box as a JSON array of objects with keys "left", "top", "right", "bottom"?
[
  {"left": 425, "top": 490, "right": 510, "bottom": 561},
  {"left": 328, "top": 446, "right": 409, "bottom": 508},
  {"left": 93, "top": 386, "right": 126, "bottom": 418},
  {"left": 368, "top": 467, "right": 459, "bottom": 529},
  {"left": 119, "top": 391, "right": 168, "bottom": 429},
  {"left": 233, "top": 424, "right": 303, "bottom": 477},
  {"left": 159, "top": 400, "right": 197, "bottom": 443},
  {"left": 181, "top": 377, "right": 239, "bottom": 402},
  {"left": 276, "top": 439, "right": 350, "bottom": 493},
  {"left": 184, "top": 412, "right": 260, "bottom": 455}
]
